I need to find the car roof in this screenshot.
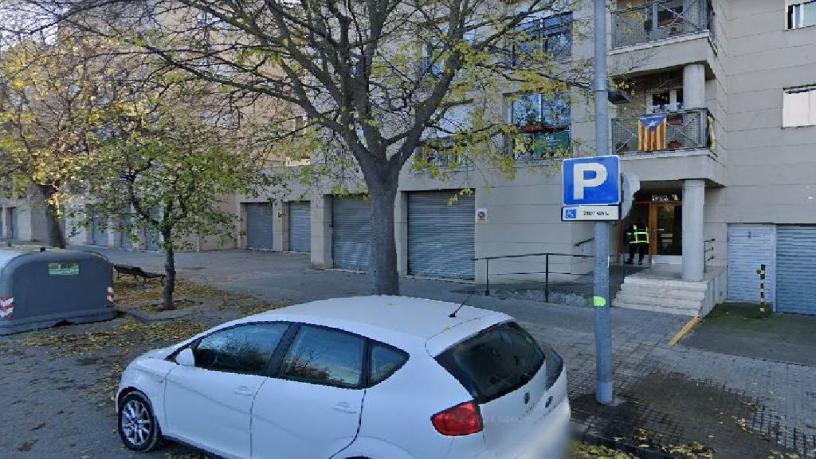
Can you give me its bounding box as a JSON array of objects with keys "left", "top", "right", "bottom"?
[{"left": 243, "top": 295, "right": 511, "bottom": 353}]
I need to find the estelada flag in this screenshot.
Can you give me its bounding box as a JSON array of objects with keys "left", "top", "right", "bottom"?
[{"left": 638, "top": 114, "right": 667, "bottom": 152}]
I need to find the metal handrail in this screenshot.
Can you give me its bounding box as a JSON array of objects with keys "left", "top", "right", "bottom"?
[
  {"left": 474, "top": 252, "right": 593, "bottom": 301},
  {"left": 574, "top": 237, "right": 594, "bottom": 247}
]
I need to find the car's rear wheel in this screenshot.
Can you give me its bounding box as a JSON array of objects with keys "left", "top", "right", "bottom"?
[{"left": 118, "top": 391, "right": 162, "bottom": 452}]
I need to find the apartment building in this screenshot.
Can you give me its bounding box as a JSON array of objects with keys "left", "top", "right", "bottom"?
[{"left": 235, "top": 0, "right": 816, "bottom": 316}]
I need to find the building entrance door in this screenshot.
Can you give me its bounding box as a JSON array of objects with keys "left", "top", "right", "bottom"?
[{"left": 622, "top": 191, "right": 682, "bottom": 257}]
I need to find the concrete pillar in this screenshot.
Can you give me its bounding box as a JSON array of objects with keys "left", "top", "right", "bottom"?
[
  {"left": 237, "top": 202, "right": 247, "bottom": 249},
  {"left": 394, "top": 192, "right": 408, "bottom": 275},
  {"left": 682, "top": 64, "right": 706, "bottom": 109},
  {"left": 274, "top": 201, "right": 286, "bottom": 252},
  {"left": 682, "top": 179, "right": 705, "bottom": 282},
  {"left": 311, "top": 195, "right": 333, "bottom": 268}
]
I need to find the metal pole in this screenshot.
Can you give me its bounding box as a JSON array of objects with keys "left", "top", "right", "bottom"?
[
  {"left": 545, "top": 254, "right": 550, "bottom": 303},
  {"left": 593, "top": 0, "right": 614, "bottom": 406},
  {"left": 757, "top": 264, "right": 767, "bottom": 318},
  {"left": 485, "top": 258, "right": 490, "bottom": 296}
]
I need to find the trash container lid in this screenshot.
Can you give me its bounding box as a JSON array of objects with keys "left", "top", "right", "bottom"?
[{"left": 0, "top": 247, "right": 109, "bottom": 270}]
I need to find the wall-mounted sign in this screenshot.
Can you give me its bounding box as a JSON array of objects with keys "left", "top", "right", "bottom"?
[
  {"left": 562, "top": 205, "right": 620, "bottom": 222},
  {"left": 475, "top": 208, "right": 488, "bottom": 223}
]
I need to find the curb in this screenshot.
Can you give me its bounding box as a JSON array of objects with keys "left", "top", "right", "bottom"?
[
  {"left": 668, "top": 316, "right": 702, "bottom": 346},
  {"left": 571, "top": 422, "right": 675, "bottom": 459}
]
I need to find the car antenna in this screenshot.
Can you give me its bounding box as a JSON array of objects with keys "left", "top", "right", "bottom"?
[{"left": 449, "top": 293, "right": 475, "bottom": 318}]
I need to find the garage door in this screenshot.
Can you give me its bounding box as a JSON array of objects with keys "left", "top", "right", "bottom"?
[
  {"left": 408, "top": 191, "right": 475, "bottom": 280},
  {"left": 246, "top": 203, "right": 275, "bottom": 250},
  {"left": 288, "top": 202, "right": 311, "bottom": 253},
  {"left": 119, "top": 215, "right": 135, "bottom": 250},
  {"left": 727, "top": 225, "right": 775, "bottom": 303},
  {"left": 144, "top": 208, "right": 162, "bottom": 251},
  {"left": 91, "top": 215, "right": 108, "bottom": 247},
  {"left": 776, "top": 226, "right": 816, "bottom": 315},
  {"left": 332, "top": 196, "right": 370, "bottom": 271}
]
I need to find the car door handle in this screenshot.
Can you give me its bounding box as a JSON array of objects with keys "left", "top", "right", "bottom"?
[
  {"left": 545, "top": 396, "right": 554, "bottom": 409},
  {"left": 234, "top": 386, "right": 254, "bottom": 397},
  {"left": 332, "top": 402, "right": 357, "bottom": 414}
]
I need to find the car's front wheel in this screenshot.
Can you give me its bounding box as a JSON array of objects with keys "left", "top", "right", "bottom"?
[{"left": 118, "top": 391, "right": 162, "bottom": 452}]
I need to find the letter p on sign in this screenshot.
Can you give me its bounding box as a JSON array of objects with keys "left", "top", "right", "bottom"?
[
  {"left": 573, "top": 163, "right": 608, "bottom": 200},
  {"left": 562, "top": 156, "right": 620, "bottom": 206}
]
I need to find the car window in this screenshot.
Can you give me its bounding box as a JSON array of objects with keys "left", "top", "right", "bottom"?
[
  {"left": 280, "top": 326, "right": 365, "bottom": 388},
  {"left": 369, "top": 343, "right": 408, "bottom": 386},
  {"left": 193, "top": 323, "right": 288, "bottom": 375},
  {"left": 435, "top": 321, "right": 545, "bottom": 404}
]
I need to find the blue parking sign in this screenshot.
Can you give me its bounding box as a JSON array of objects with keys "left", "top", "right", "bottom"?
[{"left": 562, "top": 156, "right": 621, "bottom": 206}]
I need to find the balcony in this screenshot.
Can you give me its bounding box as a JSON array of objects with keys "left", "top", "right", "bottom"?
[
  {"left": 612, "top": 0, "right": 712, "bottom": 49},
  {"left": 612, "top": 108, "right": 712, "bottom": 155}
]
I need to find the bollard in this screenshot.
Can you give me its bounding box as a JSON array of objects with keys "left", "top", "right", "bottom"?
[{"left": 756, "top": 264, "right": 768, "bottom": 318}]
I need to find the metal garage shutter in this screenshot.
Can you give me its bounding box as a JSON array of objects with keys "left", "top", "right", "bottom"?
[
  {"left": 91, "top": 215, "right": 108, "bottom": 246},
  {"left": 727, "top": 225, "right": 775, "bottom": 303},
  {"left": 332, "top": 197, "right": 370, "bottom": 271},
  {"left": 288, "top": 202, "right": 311, "bottom": 253},
  {"left": 144, "top": 208, "right": 162, "bottom": 251},
  {"left": 144, "top": 230, "right": 161, "bottom": 251},
  {"left": 776, "top": 226, "right": 816, "bottom": 315},
  {"left": 119, "top": 216, "right": 134, "bottom": 250},
  {"left": 246, "top": 203, "right": 275, "bottom": 250},
  {"left": 408, "top": 192, "right": 475, "bottom": 280}
]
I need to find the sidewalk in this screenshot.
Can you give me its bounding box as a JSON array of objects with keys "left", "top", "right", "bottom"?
[{"left": 86, "top": 247, "right": 816, "bottom": 458}]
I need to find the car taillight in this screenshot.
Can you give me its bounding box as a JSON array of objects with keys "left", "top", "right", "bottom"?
[{"left": 431, "top": 401, "right": 483, "bottom": 436}]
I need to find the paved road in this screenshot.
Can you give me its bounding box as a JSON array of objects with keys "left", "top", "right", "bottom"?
[{"left": 1, "top": 248, "right": 813, "bottom": 458}]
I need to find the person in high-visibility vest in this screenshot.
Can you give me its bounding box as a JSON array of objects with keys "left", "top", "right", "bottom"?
[{"left": 625, "top": 220, "right": 650, "bottom": 265}]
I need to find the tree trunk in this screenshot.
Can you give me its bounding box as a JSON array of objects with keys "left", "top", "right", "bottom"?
[
  {"left": 368, "top": 185, "right": 400, "bottom": 295},
  {"left": 35, "top": 184, "right": 66, "bottom": 248},
  {"left": 161, "top": 230, "right": 176, "bottom": 311}
]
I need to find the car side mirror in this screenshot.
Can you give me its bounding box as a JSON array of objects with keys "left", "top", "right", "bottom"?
[{"left": 175, "top": 348, "right": 195, "bottom": 367}]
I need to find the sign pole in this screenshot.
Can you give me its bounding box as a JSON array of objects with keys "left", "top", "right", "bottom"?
[{"left": 592, "top": 0, "right": 614, "bottom": 405}]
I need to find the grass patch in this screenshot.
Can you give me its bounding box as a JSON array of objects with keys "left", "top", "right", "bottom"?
[
  {"left": 698, "top": 302, "right": 816, "bottom": 350},
  {"left": 704, "top": 302, "right": 814, "bottom": 334},
  {"left": 706, "top": 302, "right": 769, "bottom": 321}
]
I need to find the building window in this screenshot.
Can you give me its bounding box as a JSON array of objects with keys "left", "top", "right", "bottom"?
[
  {"left": 788, "top": 1, "right": 816, "bottom": 29},
  {"left": 507, "top": 92, "right": 571, "bottom": 159},
  {"left": 783, "top": 86, "right": 816, "bottom": 127},
  {"left": 418, "top": 137, "right": 461, "bottom": 168},
  {"left": 416, "top": 104, "right": 471, "bottom": 169},
  {"left": 649, "top": 88, "right": 684, "bottom": 113},
  {"left": 421, "top": 29, "right": 476, "bottom": 77},
  {"left": 509, "top": 13, "right": 573, "bottom": 66}
]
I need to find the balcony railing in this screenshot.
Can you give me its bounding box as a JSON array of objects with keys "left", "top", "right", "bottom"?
[
  {"left": 612, "top": 0, "right": 711, "bottom": 49},
  {"left": 612, "top": 108, "right": 712, "bottom": 155}
]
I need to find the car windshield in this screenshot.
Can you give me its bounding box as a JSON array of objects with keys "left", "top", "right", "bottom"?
[{"left": 435, "top": 321, "right": 545, "bottom": 404}]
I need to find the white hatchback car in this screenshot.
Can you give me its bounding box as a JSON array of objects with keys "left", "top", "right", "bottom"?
[{"left": 116, "top": 296, "right": 571, "bottom": 458}]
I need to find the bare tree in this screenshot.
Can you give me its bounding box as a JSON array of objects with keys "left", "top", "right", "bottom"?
[{"left": 21, "top": 0, "right": 592, "bottom": 294}]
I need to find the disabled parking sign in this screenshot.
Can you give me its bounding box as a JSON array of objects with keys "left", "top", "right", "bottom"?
[{"left": 562, "top": 156, "right": 621, "bottom": 221}]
